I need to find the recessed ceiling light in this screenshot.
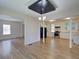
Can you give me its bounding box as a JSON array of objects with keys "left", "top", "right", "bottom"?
[
  {"left": 65, "top": 17, "right": 71, "bottom": 19},
  {"left": 49, "top": 20, "right": 55, "bottom": 22}
]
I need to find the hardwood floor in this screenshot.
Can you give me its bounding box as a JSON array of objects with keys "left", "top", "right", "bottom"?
[{"left": 0, "top": 38, "right": 79, "bottom": 59}]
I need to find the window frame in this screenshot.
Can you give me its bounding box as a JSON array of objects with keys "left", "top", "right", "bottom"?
[{"left": 3, "top": 24, "right": 11, "bottom": 35}]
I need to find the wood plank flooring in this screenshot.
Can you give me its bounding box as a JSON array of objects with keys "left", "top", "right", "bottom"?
[{"left": 0, "top": 38, "right": 79, "bottom": 59}]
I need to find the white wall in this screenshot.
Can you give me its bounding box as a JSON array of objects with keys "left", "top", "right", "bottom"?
[
  {"left": 24, "top": 16, "right": 40, "bottom": 44},
  {"left": 0, "top": 20, "right": 23, "bottom": 40},
  {"left": 0, "top": 7, "right": 40, "bottom": 44}
]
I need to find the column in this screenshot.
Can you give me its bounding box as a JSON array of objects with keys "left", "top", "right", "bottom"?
[{"left": 69, "top": 19, "right": 73, "bottom": 48}]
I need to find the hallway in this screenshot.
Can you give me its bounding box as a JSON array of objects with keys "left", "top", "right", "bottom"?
[{"left": 0, "top": 38, "right": 79, "bottom": 59}]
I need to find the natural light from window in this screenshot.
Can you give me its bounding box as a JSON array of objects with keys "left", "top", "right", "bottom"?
[{"left": 3, "top": 24, "right": 11, "bottom": 35}]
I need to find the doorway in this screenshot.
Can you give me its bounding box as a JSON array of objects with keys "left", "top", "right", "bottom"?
[{"left": 40, "top": 27, "right": 47, "bottom": 39}]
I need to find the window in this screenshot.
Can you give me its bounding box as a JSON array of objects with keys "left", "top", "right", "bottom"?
[
  {"left": 3, "top": 24, "right": 11, "bottom": 35},
  {"left": 51, "top": 24, "right": 55, "bottom": 32}
]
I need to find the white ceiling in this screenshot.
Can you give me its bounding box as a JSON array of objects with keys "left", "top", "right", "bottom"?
[
  {"left": 0, "top": 15, "right": 23, "bottom": 22},
  {"left": 0, "top": 0, "right": 79, "bottom": 21}
]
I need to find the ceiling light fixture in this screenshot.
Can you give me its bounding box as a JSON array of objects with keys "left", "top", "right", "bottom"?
[
  {"left": 43, "top": 16, "right": 46, "bottom": 20},
  {"left": 49, "top": 20, "right": 55, "bottom": 22},
  {"left": 38, "top": 16, "right": 46, "bottom": 21},
  {"left": 38, "top": 17, "right": 42, "bottom": 20},
  {"left": 65, "top": 17, "right": 71, "bottom": 19}
]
